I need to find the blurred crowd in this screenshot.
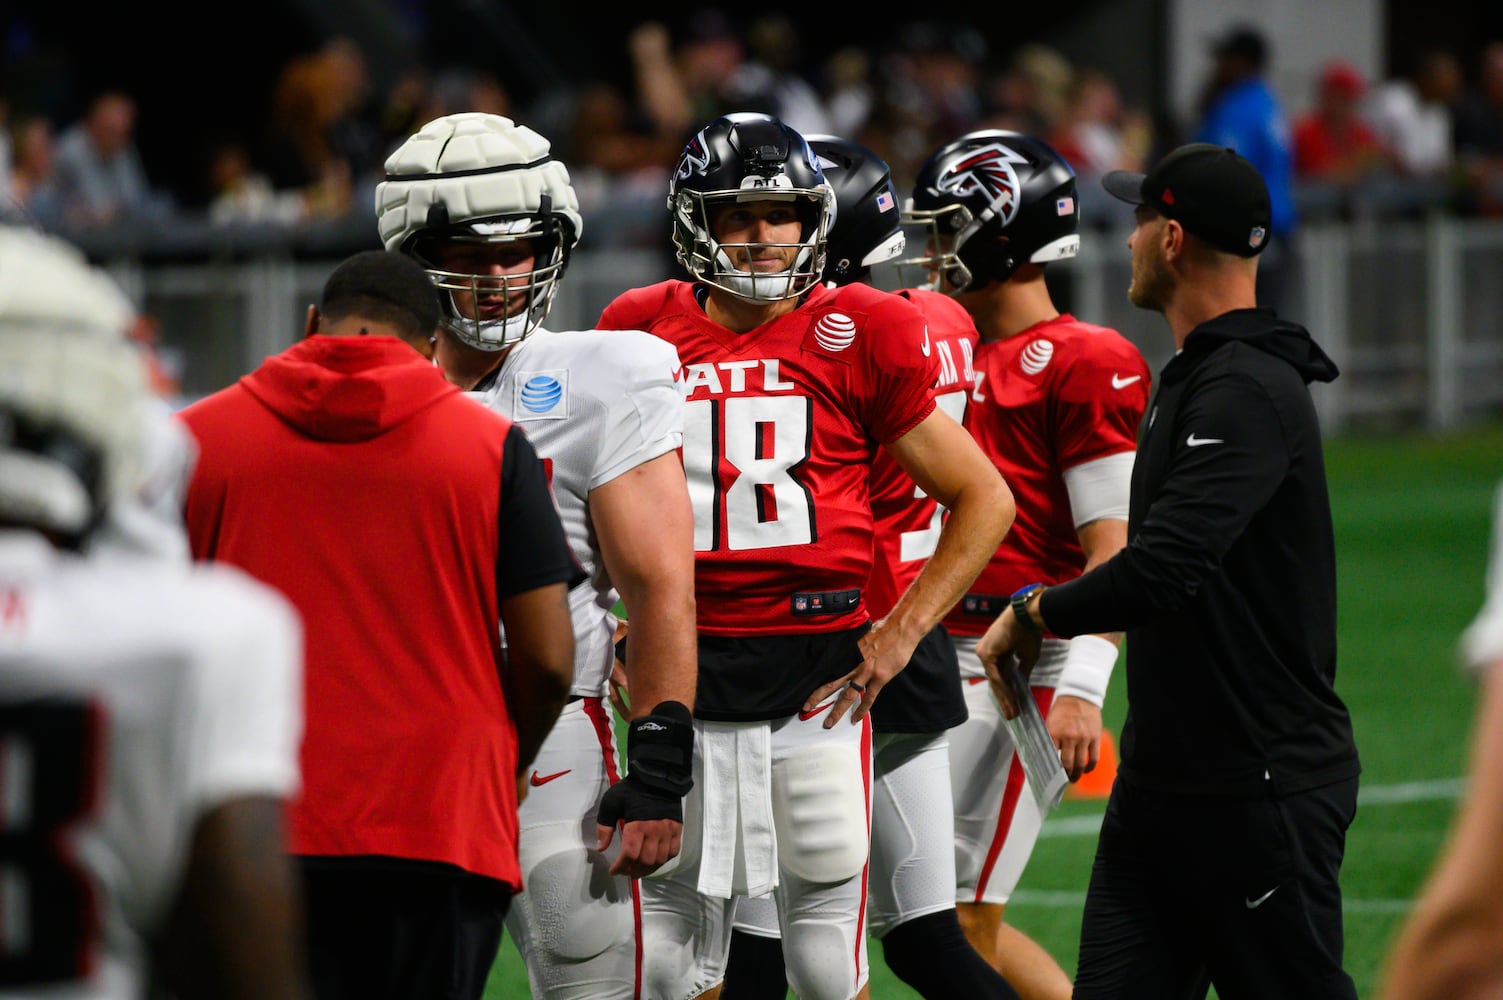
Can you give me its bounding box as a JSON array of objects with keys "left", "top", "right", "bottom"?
[{"left": 3, "top": 15, "right": 1503, "bottom": 250}]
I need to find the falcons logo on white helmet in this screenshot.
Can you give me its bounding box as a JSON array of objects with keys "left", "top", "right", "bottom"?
[{"left": 934, "top": 142, "right": 1029, "bottom": 227}]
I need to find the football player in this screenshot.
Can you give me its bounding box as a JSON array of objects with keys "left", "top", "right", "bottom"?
[
  {"left": 595, "top": 112, "right": 1014, "bottom": 1000},
  {"left": 723, "top": 134, "right": 1022, "bottom": 999},
  {"left": 0, "top": 226, "right": 310, "bottom": 999},
  {"left": 897, "top": 130, "right": 1151, "bottom": 998},
  {"left": 376, "top": 112, "right": 698, "bottom": 1000}
]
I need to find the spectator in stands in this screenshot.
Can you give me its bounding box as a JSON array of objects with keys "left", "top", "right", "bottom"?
[
  {"left": 53, "top": 89, "right": 171, "bottom": 227},
  {"left": 1193, "top": 25, "right": 1296, "bottom": 241},
  {"left": 205, "top": 137, "right": 307, "bottom": 226},
  {"left": 1292, "top": 61, "right": 1388, "bottom": 184},
  {"left": 721, "top": 14, "right": 832, "bottom": 136},
  {"left": 1048, "top": 68, "right": 1154, "bottom": 225},
  {"left": 1193, "top": 24, "right": 1298, "bottom": 316},
  {"left": 261, "top": 39, "right": 383, "bottom": 223},
  {"left": 1364, "top": 47, "right": 1464, "bottom": 181},
  {"left": 1453, "top": 41, "right": 1503, "bottom": 216},
  {"left": 2, "top": 113, "right": 65, "bottom": 228}
]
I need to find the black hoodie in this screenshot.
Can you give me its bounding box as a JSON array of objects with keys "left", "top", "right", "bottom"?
[{"left": 1041, "top": 307, "right": 1360, "bottom": 796}]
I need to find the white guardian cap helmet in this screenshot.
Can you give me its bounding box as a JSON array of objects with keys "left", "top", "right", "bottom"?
[
  {"left": 376, "top": 113, "right": 583, "bottom": 351},
  {"left": 0, "top": 226, "right": 151, "bottom": 545}
]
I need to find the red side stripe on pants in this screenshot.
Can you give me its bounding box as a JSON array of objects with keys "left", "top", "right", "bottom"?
[
  {"left": 974, "top": 686, "right": 1055, "bottom": 902},
  {"left": 855, "top": 715, "right": 872, "bottom": 979},
  {"left": 582, "top": 697, "right": 640, "bottom": 997}
]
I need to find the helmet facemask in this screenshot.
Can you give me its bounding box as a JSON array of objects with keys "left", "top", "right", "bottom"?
[
  {"left": 673, "top": 186, "right": 834, "bottom": 303},
  {"left": 897, "top": 202, "right": 977, "bottom": 295},
  {"left": 408, "top": 210, "right": 572, "bottom": 352}
]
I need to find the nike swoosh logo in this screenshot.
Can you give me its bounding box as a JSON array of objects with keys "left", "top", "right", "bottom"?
[
  {"left": 797, "top": 701, "right": 834, "bottom": 722},
  {"left": 921, "top": 326, "right": 932, "bottom": 357},
  {"left": 1245, "top": 886, "right": 1279, "bottom": 909},
  {"left": 1111, "top": 374, "right": 1142, "bottom": 389},
  {"left": 1186, "top": 433, "right": 1224, "bottom": 447},
  {"left": 529, "top": 768, "right": 572, "bottom": 787}
]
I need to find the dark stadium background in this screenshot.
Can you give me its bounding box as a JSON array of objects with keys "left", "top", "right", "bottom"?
[{"left": 6, "top": 0, "right": 1501, "bottom": 213}]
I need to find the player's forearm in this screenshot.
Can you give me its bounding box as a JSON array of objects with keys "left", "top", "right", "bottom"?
[
  {"left": 616, "top": 579, "right": 698, "bottom": 718},
  {"left": 886, "top": 475, "right": 1014, "bottom": 643}
]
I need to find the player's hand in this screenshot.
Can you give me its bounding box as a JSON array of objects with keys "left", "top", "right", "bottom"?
[
  {"left": 595, "top": 701, "right": 693, "bottom": 878},
  {"left": 596, "top": 812, "right": 684, "bottom": 879},
  {"left": 1046, "top": 694, "right": 1102, "bottom": 782},
  {"left": 802, "top": 616, "right": 918, "bottom": 729},
  {"left": 609, "top": 617, "right": 631, "bottom": 717},
  {"left": 977, "top": 607, "right": 1042, "bottom": 717}
]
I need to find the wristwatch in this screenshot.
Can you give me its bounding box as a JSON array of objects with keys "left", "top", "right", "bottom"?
[{"left": 1010, "top": 583, "right": 1046, "bottom": 632}]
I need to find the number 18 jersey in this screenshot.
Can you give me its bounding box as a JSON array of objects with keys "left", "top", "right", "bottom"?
[{"left": 599, "top": 280, "right": 936, "bottom": 636}]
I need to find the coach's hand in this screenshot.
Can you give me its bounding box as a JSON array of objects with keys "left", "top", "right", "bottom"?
[
  {"left": 977, "top": 607, "right": 1042, "bottom": 717},
  {"left": 595, "top": 701, "right": 693, "bottom": 878},
  {"left": 1046, "top": 694, "right": 1101, "bottom": 782}
]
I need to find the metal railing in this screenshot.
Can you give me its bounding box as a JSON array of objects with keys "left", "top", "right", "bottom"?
[{"left": 81, "top": 215, "right": 1503, "bottom": 434}]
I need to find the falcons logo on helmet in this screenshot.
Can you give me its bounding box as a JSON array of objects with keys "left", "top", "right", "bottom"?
[
  {"left": 676, "top": 133, "right": 711, "bottom": 180},
  {"left": 935, "top": 143, "right": 1029, "bottom": 227}
]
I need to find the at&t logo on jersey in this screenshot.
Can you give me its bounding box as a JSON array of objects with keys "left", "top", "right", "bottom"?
[
  {"left": 813, "top": 312, "right": 857, "bottom": 352},
  {"left": 516, "top": 370, "right": 568, "bottom": 418},
  {"left": 1019, "top": 339, "right": 1054, "bottom": 375},
  {"left": 935, "top": 143, "right": 1029, "bottom": 227}
]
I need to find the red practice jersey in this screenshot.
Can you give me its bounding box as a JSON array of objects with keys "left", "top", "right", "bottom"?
[
  {"left": 599, "top": 280, "right": 936, "bottom": 635},
  {"left": 946, "top": 313, "right": 1150, "bottom": 637},
  {"left": 866, "top": 288, "right": 979, "bottom": 617}
]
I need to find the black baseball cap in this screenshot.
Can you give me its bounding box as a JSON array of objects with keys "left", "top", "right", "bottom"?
[
  {"left": 1102, "top": 143, "right": 1272, "bottom": 257},
  {"left": 1210, "top": 25, "right": 1268, "bottom": 69}
]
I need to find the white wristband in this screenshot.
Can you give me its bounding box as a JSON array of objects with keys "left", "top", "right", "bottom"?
[{"left": 1054, "top": 634, "right": 1119, "bottom": 707}]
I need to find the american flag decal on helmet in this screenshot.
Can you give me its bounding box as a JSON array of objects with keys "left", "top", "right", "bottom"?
[
  {"left": 935, "top": 143, "right": 1030, "bottom": 227},
  {"left": 876, "top": 190, "right": 895, "bottom": 212}
]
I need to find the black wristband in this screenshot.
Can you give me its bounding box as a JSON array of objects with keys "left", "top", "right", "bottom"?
[
  {"left": 624, "top": 700, "right": 694, "bottom": 798},
  {"left": 614, "top": 634, "right": 628, "bottom": 663}
]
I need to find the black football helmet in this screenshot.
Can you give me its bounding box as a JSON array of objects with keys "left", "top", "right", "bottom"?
[
  {"left": 668, "top": 112, "right": 836, "bottom": 302},
  {"left": 898, "top": 130, "right": 1080, "bottom": 294},
  {"left": 805, "top": 134, "right": 906, "bottom": 286}
]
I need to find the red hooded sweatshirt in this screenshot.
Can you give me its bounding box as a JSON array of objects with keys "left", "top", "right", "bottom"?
[{"left": 180, "top": 335, "right": 539, "bottom": 887}]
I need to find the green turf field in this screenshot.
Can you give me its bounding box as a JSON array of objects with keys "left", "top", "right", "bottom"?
[{"left": 485, "top": 423, "right": 1503, "bottom": 999}]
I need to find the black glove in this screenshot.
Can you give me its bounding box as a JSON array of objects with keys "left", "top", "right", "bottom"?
[{"left": 596, "top": 700, "right": 693, "bottom": 827}]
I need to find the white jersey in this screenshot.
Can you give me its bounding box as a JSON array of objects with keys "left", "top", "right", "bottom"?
[
  {"left": 469, "top": 326, "right": 684, "bottom": 697},
  {"left": 0, "top": 531, "right": 302, "bottom": 999}
]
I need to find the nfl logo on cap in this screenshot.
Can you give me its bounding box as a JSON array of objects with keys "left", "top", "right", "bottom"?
[{"left": 1249, "top": 226, "right": 1267, "bottom": 249}]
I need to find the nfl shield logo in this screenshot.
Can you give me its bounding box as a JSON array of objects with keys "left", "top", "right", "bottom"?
[
  {"left": 794, "top": 596, "right": 809, "bottom": 611},
  {"left": 1249, "top": 226, "right": 1267, "bottom": 249}
]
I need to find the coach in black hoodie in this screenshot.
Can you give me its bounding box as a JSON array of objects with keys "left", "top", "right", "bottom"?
[{"left": 978, "top": 144, "right": 1360, "bottom": 999}]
